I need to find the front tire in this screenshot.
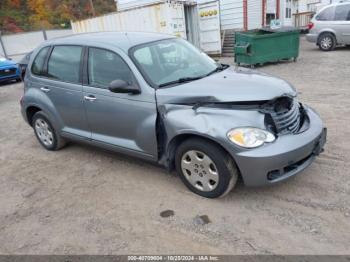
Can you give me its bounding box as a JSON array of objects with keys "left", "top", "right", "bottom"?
[
  {"left": 175, "top": 138, "right": 238, "bottom": 198},
  {"left": 318, "top": 33, "right": 336, "bottom": 51},
  {"left": 32, "top": 111, "right": 66, "bottom": 151}
]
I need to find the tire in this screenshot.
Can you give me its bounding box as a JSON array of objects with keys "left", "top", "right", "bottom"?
[
  {"left": 16, "top": 78, "right": 22, "bottom": 82},
  {"left": 318, "top": 33, "right": 336, "bottom": 51},
  {"left": 32, "top": 111, "right": 66, "bottom": 151},
  {"left": 175, "top": 138, "right": 238, "bottom": 198}
]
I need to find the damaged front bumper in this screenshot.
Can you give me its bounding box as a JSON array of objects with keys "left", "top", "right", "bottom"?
[{"left": 231, "top": 107, "right": 326, "bottom": 187}]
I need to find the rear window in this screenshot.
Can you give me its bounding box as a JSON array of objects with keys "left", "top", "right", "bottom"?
[
  {"left": 335, "top": 5, "right": 350, "bottom": 21},
  {"left": 31, "top": 47, "right": 49, "bottom": 76},
  {"left": 316, "top": 6, "right": 335, "bottom": 21},
  {"left": 47, "top": 45, "right": 82, "bottom": 84}
]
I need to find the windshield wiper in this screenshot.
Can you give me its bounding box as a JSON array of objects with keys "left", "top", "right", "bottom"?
[
  {"left": 158, "top": 64, "right": 229, "bottom": 88},
  {"left": 158, "top": 76, "right": 204, "bottom": 88},
  {"left": 206, "top": 63, "right": 229, "bottom": 77}
]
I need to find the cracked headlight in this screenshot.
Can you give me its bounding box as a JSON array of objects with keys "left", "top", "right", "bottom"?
[{"left": 227, "top": 127, "right": 275, "bottom": 148}]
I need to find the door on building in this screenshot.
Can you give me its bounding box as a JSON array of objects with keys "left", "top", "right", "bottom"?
[
  {"left": 184, "top": 4, "right": 201, "bottom": 49},
  {"left": 197, "top": 0, "right": 222, "bottom": 54}
]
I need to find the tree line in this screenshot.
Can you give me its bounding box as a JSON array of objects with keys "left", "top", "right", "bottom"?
[{"left": 0, "top": 0, "right": 116, "bottom": 33}]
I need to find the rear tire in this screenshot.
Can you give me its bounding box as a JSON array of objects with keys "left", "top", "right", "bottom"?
[
  {"left": 32, "top": 111, "right": 66, "bottom": 151},
  {"left": 175, "top": 138, "right": 238, "bottom": 198},
  {"left": 318, "top": 33, "right": 336, "bottom": 51}
]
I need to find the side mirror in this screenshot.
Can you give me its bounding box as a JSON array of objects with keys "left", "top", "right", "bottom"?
[{"left": 108, "top": 80, "right": 140, "bottom": 94}]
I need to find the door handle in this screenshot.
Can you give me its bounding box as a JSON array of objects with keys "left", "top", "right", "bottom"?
[
  {"left": 84, "top": 95, "right": 97, "bottom": 101},
  {"left": 40, "top": 87, "right": 50, "bottom": 93}
]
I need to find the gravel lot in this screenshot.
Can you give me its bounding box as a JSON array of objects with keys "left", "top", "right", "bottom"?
[{"left": 0, "top": 37, "right": 349, "bottom": 255}]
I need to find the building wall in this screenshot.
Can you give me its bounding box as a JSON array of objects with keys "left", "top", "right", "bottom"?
[
  {"left": 219, "top": 0, "right": 244, "bottom": 30},
  {"left": 248, "top": 0, "right": 263, "bottom": 29}
]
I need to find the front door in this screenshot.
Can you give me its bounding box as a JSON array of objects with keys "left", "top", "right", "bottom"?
[{"left": 82, "top": 47, "right": 158, "bottom": 160}]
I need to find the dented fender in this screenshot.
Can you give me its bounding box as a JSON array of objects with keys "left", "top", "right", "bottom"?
[{"left": 156, "top": 103, "right": 266, "bottom": 168}]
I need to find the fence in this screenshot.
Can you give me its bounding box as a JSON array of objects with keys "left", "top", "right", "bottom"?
[
  {"left": 0, "top": 29, "right": 73, "bottom": 62},
  {"left": 293, "top": 12, "right": 314, "bottom": 30}
]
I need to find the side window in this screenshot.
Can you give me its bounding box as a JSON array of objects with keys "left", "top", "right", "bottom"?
[
  {"left": 31, "top": 47, "right": 49, "bottom": 76},
  {"left": 47, "top": 46, "right": 82, "bottom": 84},
  {"left": 316, "top": 6, "right": 335, "bottom": 21},
  {"left": 88, "top": 48, "right": 135, "bottom": 89},
  {"left": 335, "top": 5, "right": 350, "bottom": 21}
]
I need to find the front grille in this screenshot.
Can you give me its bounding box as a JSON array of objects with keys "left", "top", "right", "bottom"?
[
  {"left": 271, "top": 99, "right": 301, "bottom": 134},
  {"left": 0, "top": 68, "right": 17, "bottom": 77},
  {"left": 263, "top": 96, "right": 303, "bottom": 135}
]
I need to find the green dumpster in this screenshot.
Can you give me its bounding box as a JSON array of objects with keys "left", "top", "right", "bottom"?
[{"left": 234, "top": 27, "right": 300, "bottom": 68}]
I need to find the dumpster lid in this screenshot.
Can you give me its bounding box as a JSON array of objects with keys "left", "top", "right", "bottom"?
[{"left": 261, "top": 26, "right": 299, "bottom": 33}]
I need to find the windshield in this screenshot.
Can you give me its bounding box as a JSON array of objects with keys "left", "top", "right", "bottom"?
[{"left": 131, "top": 38, "right": 219, "bottom": 88}]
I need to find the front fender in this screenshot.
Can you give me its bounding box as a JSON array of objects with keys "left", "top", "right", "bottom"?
[{"left": 158, "top": 104, "right": 266, "bottom": 166}]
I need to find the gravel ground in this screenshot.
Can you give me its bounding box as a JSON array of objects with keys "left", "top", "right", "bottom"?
[{"left": 0, "top": 37, "right": 349, "bottom": 255}]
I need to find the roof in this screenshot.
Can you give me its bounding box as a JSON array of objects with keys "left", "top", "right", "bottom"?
[{"left": 43, "top": 31, "right": 175, "bottom": 53}]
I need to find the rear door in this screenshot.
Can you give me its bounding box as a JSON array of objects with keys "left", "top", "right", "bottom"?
[
  {"left": 30, "top": 45, "right": 90, "bottom": 138},
  {"left": 82, "top": 47, "right": 158, "bottom": 160},
  {"left": 334, "top": 4, "right": 350, "bottom": 44},
  {"left": 197, "top": 0, "right": 222, "bottom": 55}
]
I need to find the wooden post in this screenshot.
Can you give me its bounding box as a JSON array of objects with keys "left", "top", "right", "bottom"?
[
  {"left": 262, "top": 0, "right": 266, "bottom": 27},
  {"left": 0, "top": 31, "right": 8, "bottom": 59},
  {"left": 276, "top": 0, "right": 280, "bottom": 19},
  {"left": 243, "top": 0, "right": 248, "bottom": 31}
]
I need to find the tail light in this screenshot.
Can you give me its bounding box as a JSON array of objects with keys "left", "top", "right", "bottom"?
[{"left": 308, "top": 22, "right": 314, "bottom": 30}]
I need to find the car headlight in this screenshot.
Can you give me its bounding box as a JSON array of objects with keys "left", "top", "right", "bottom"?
[{"left": 227, "top": 127, "right": 275, "bottom": 148}]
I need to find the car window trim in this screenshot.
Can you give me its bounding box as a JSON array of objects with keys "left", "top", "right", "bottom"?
[
  {"left": 84, "top": 46, "right": 140, "bottom": 91},
  {"left": 43, "top": 44, "right": 84, "bottom": 85}
]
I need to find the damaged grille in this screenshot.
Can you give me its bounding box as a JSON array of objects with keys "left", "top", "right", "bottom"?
[{"left": 263, "top": 96, "right": 303, "bottom": 135}]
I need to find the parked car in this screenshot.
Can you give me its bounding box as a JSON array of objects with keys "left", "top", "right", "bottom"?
[
  {"left": 18, "top": 52, "right": 32, "bottom": 79},
  {"left": 20, "top": 32, "right": 327, "bottom": 198},
  {"left": 307, "top": 2, "right": 350, "bottom": 51},
  {"left": 0, "top": 55, "right": 21, "bottom": 83}
]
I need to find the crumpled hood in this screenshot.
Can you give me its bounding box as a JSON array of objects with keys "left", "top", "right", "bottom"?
[
  {"left": 0, "top": 58, "right": 17, "bottom": 68},
  {"left": 156, "top": 67, "right": 297, "bottom": 104}
]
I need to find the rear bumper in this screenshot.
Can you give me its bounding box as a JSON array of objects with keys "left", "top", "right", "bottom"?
[
  {"left": 306, "top": 33, "right": 318, "bottom": 43},
  {"left": 232, "top": 108, "right": 326, "bottom": 187}
]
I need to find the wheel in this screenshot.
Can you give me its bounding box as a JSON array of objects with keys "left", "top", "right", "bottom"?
[
  {"left": 16, "top": 78, "right": 22, "bottom": 82},
  {"left": 175, "top": 138, "right": 238, "bottom": 198},
  {"left": 318, "top": 33, "right": 336, "bottom": 51},
  {"left": 32, "top": 111, "right": 66, "bottom": 151}
]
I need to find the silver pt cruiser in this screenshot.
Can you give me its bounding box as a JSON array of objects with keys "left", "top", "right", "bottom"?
[{"left": 21, "top": 32, "right": 327, "bottom": 198}]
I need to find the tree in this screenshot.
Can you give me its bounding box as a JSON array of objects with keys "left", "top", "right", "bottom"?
[{"left": 0, "top": 0, "right": 117, "bottom": 33}]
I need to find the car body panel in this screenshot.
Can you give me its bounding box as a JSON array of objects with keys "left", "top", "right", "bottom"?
[{"left": 21, "top": 32, "right": 326, "bottom": 188}]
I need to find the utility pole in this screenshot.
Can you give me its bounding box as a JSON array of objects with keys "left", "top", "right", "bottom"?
[{"left": 89, "top": 0, "right": 96, "bottom": 17}]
